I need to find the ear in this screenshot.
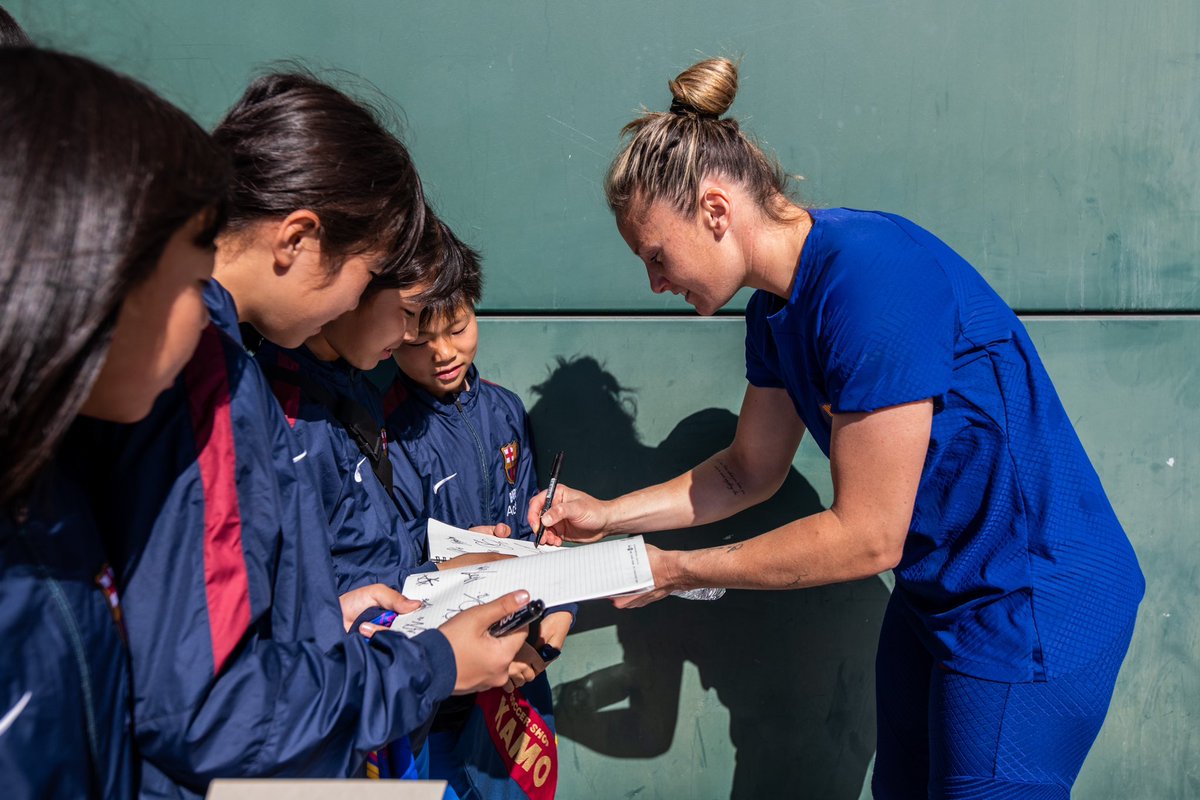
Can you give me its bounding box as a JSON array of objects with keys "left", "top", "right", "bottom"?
[
  {"left": 271, "top": 210, "right": 322, "bottom": 269},
  {"left": 699, "top": 187, "right": 732, "bottom": 240}
]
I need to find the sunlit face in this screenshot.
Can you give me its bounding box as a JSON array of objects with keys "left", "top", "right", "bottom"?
[
  {"left": 253, "top": 246, "right": 380, "bottom": 349},
  {"left": 616, "top": 198, "right": 745, "bottom": 316},
  {"left": 80, "top": 211, "right": 217, "bottom": 423},
  {"left": 319, "top": 283, "right": 428, "bottom": 370},
  {"left": 392, "top": 305, "right": 479, "bottom": 399}
]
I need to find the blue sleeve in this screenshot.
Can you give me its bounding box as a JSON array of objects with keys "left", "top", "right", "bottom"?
[
  {"left": 744, "top": 291, "right": 785, "bottom": 389},
  {"left": 387, "top": 436, "right": 429, "bottom": 525},
  {"left": 393, "top": 517, "right": 437, "bottom": 588},
  {"left": 129, "top": 451, "right": 456, "bottom": 786},
  {"left": 289, "top": 414, "right": 374, "bottom": 593},
  {"left": 86, "top": 334, "right": 458, "bottom": 789},
  {"left": 817, "top": 223, "right": 956, "bottom": 413},
  {"left": 137, "top": 628, "right": 456, "bottom": 787}
]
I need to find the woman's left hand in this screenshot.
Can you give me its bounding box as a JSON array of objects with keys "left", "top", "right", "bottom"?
[{"left": 613, "top": 544, "right": 679, "bottom": 609}]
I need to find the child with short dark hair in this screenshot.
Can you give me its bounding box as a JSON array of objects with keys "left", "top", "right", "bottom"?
[{"left": 385, "top": 222, "right": 573, "bottom": 799}]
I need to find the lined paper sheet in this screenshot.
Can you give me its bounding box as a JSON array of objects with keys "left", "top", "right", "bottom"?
[{"left": 390, "top": 520, "right": 654, "bottom": 636}]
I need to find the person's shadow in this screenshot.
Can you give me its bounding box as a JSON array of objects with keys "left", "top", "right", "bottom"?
[{"left": 526, "top": 357, "right": 888, "bottom": 799}]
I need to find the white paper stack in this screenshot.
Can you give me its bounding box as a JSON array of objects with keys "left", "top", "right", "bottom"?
[{"left": 389, "top": 520, "right": 655, "bottom": 636}]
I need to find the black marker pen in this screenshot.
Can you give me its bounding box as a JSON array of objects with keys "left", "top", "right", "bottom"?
[
  {"left": 488, "top": 599, "right": 546, "bottom": 637},
  {"left": 533, "top": 450, "right": 565, "bottom": 546}
]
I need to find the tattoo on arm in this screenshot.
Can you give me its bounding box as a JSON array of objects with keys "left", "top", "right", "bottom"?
[
  {"left": 714, "top": 459, "right": 746, "bottom": 497},
  {"left": 786, "top": 565, "right": 812, "bottom": 588},
  {"left": 724, "top": 543, "right": 744, "bottom": 554}
]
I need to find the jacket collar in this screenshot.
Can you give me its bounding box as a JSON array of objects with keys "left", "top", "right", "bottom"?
[
  {"left": 398, "top": 363, "right": 480, "bottom": 417},
  {"left": 284, "top": 343, "right": 357, "bottom": 394},
  {"left": 203, "top": 279, "right": 243, "bottom": 346}
]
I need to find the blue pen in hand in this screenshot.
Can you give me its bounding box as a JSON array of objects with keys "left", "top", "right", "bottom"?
[{"left": 533, "top": 451, "right": 565, "bottom": 546}]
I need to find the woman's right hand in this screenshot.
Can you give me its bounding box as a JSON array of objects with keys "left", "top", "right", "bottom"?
[
  {"left": 437, "top": 590, "right": 534, "bottom": 695},
  {"left": 526, "top": 483, "right": 611, "bottom": 545}
]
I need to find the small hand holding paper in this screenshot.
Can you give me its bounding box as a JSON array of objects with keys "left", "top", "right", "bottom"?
[
  {"left": 340, "top": 583, "right": 421, "bottom": 635},
  {"left": 504, "top": 610, "right": 572, "bottom": 692},
  {"left": 469, "top": 523, "right": 512, "bottom": 539}
]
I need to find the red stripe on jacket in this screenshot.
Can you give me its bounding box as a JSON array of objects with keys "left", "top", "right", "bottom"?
[
  {"left": 185, "top": 325, "right": 252, "bottom": 675},
  {"left": 269, "top": 352, "right": 301, "bottom": 428},
  {"left": 382, "top": 381, "right": 409, "bottom": 419}
]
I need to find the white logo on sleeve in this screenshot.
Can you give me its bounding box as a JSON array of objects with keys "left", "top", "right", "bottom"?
[
  {"left": 0, "top": 691, "right": 32, "bottom": 738},
  {"left": 433, "top": 473, "right": 458, "bottom": 495},
  {"left": 354, "top": 456, "right": 368, "bottom": 483}
]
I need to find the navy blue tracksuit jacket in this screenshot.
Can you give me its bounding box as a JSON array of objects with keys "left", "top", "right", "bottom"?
[
  {"left": 384, "top": 365, "right": 540, "bottom": 542},
  {"left": 383, "top": 365, "right": 576, "bottom": 620},
  {"left": 254, "top": 342, "right": 433, "bottom": 594},
  {"left": 0, "top": 458, "right": 135, "bottom": 798},
  {"left": 382, "top": 365, "right": 574, "bottom": 792},
  {"left": 80, "top": 281, "right": 455, "bottom": 798}
]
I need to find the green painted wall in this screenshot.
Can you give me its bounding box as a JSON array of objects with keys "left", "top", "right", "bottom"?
[
  {"left": 472, "top": 317, "right": 1198, "bottom": 799},
  {"left": 13, "top": 0, "right": 1200, "bottom": 311},
  {"left": 9, "top": 1, "right": 1197, "bottom": 796}
]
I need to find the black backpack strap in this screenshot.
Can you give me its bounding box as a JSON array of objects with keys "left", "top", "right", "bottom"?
[{"left": 331, "top": 393, "right": 400, "bottom": 510}]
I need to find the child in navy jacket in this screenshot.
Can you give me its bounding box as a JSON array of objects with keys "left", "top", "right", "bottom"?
[
  {"left": 0, "top": 47, "right": 228, "bottom": 798},
  {"left": 385, "top": 222, "right": 572, "bottom": 799}
]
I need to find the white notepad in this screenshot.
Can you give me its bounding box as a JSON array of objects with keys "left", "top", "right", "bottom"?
[{"left": 390, "top": 520, "right": 655, "bottom": 636}]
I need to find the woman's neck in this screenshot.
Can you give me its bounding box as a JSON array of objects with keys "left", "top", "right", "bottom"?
[
  {"left": 744, "top": 207, "right": 812, "bottom": 300},
  {"left": 305, "top": 333, "right": 339, "bottom": 361},
  {"left": 212, "top": 236, "right": 268, "bottom": 326}
]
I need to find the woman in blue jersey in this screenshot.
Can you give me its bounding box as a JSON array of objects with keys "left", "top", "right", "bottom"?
[
  {"left": 0, "top": 47, "right": 229, "bottom": 796},
  {"left": 530, "top": 58, "right": 1144, "bottom": 799}
]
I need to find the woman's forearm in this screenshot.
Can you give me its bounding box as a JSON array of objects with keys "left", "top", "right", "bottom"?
[
  {"left": 604, "top": 446, "right": 782, "bottom": 535},
  {"left": 667, "top": 507, "right": 900, "bottom": 591}
]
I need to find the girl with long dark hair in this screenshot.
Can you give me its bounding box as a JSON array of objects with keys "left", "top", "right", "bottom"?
[{"left": 0, "top": 47, "right": 229, "bottom": 797}]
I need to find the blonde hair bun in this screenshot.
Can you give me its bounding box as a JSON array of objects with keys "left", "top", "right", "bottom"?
[{"left": 668, "top": 58, "right": 738, "bottom": 118}]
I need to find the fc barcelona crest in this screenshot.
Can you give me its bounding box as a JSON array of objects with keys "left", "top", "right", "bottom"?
[{"left": 501, "top": 441, "right": 519, "bottom": 485}]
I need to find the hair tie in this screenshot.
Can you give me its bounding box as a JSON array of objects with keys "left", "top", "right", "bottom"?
[{"left": 669, "top": 99, "right": 718, "bottom": 120}]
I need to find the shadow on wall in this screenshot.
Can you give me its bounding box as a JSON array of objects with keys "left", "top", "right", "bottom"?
[{"left": 526, "top": 357, "right": 888, "bottom": 800}]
